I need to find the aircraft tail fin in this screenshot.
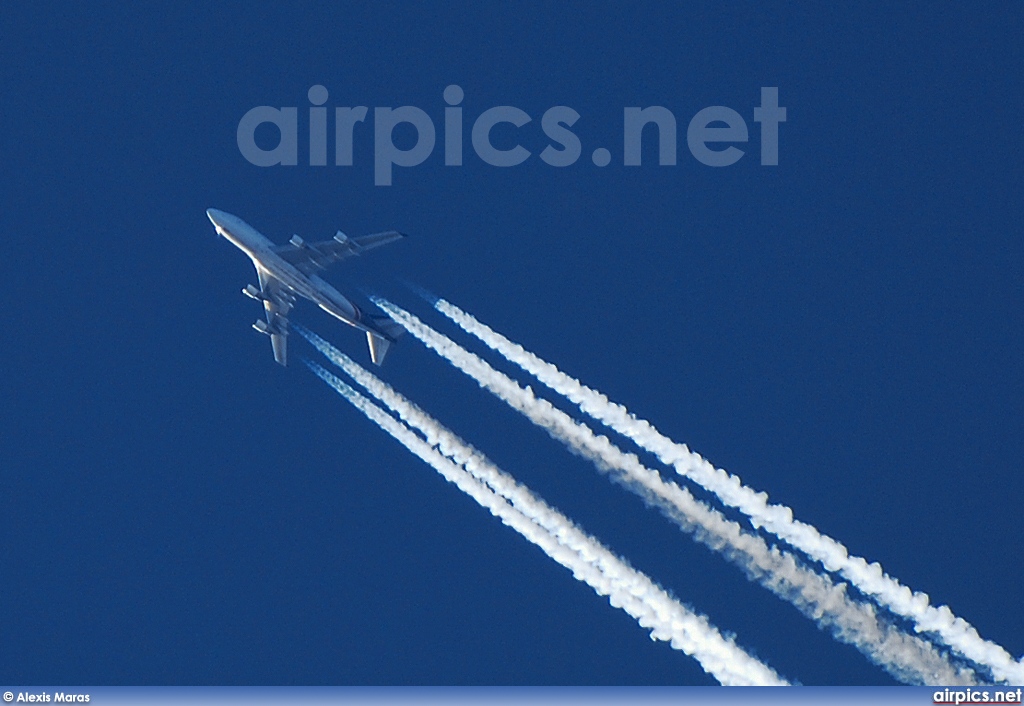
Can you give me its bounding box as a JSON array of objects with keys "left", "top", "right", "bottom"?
[{"left": 366, "top": 331, "right": 392, "bottom": 366}]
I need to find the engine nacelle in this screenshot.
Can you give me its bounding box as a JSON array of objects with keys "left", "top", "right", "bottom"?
[
  {"left": 252, "top": 319, "right": 272, "bottom": 336},
  {"left": 333, "top": 230, "right": 350, "bottom": 245},
  {"left": 289, "top": 234, "right": 305, "bottom": 248},
  {"left": 242, "top": 284, "right": 264, "bottom": 301}
]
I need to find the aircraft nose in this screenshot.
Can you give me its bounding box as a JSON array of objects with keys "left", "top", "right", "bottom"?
[{"left": 206, "top": 208, "right": 223, "bottom": 226}]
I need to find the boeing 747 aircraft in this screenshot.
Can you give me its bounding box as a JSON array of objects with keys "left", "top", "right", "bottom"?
[{"left": 207, "top": 208, "right": 406, "bottom": 366}]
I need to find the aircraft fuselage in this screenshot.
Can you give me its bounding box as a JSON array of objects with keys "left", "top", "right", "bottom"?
[{"left": 207, "top": 208, "right": 368, "bottom": 331}]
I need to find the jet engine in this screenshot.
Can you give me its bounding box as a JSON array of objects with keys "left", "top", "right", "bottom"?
[{"left": 242, "top": 284, "right": 265, "bottom": 301}]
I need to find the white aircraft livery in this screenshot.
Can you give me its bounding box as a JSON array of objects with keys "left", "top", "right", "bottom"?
[{"left": 207, "top": 208, "right": 406, "bottom": 366}]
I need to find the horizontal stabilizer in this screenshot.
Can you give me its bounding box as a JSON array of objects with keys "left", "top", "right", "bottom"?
[
  {"left": 367, "top": 332, "right": 392, "bottom": 366},
  {"left": 271, "top": 333, "right": 288, "bottom": 366},
  {"left": 369, "top": 314, "right": 405, "bottom": 342}
]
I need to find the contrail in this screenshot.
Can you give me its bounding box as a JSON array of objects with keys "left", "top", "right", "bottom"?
[
  {"left": 303, "top": 360, "right": 788, "bottom": 686},
  {"left": 303, "top": 328, "right": 976, "bottom": 684},
  {"left": 425, "top": 295, "right": 1023, "bottom": 685},
  {"left": 309, "top": 317, "right": 975, "bottom": 685}
]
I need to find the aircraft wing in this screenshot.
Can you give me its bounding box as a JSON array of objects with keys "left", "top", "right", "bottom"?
[
  {"left": 257, "top": 266, "right": 295, "bottom": 365},
  {"left": 272, "top": 230, "right": 407, "bottom": 274}
]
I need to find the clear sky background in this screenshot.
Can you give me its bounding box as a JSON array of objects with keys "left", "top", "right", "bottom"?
[{"left": 2, "top": 1, "right": 1022, "bottom": 686}]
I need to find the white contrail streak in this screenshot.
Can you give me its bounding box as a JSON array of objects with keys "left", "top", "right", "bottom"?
[
  {"left": 426, "top": 296, "right": 1023, "bottom": 685},
  {"left": 304, "top": 329, "right": 976, "bottom": 684},
  {"left": 304, "top": 359, "right": 788, "bottom": 686},
  {"left": 324, "top": 312, "right": 975, "bottom": 685}
]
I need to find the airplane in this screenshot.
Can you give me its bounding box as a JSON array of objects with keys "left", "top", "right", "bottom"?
[{"left": 207, "top": 208, "right": 406, "bottom": 366}]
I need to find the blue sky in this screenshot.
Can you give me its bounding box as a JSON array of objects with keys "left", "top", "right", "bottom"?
[{"left": 2, "top": 2, "right": 1022, "bottom": 686}]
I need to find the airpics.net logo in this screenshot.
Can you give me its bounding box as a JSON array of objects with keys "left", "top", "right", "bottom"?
[{"left": 236, "top": 85, "right": 786, "bottom": 186}]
